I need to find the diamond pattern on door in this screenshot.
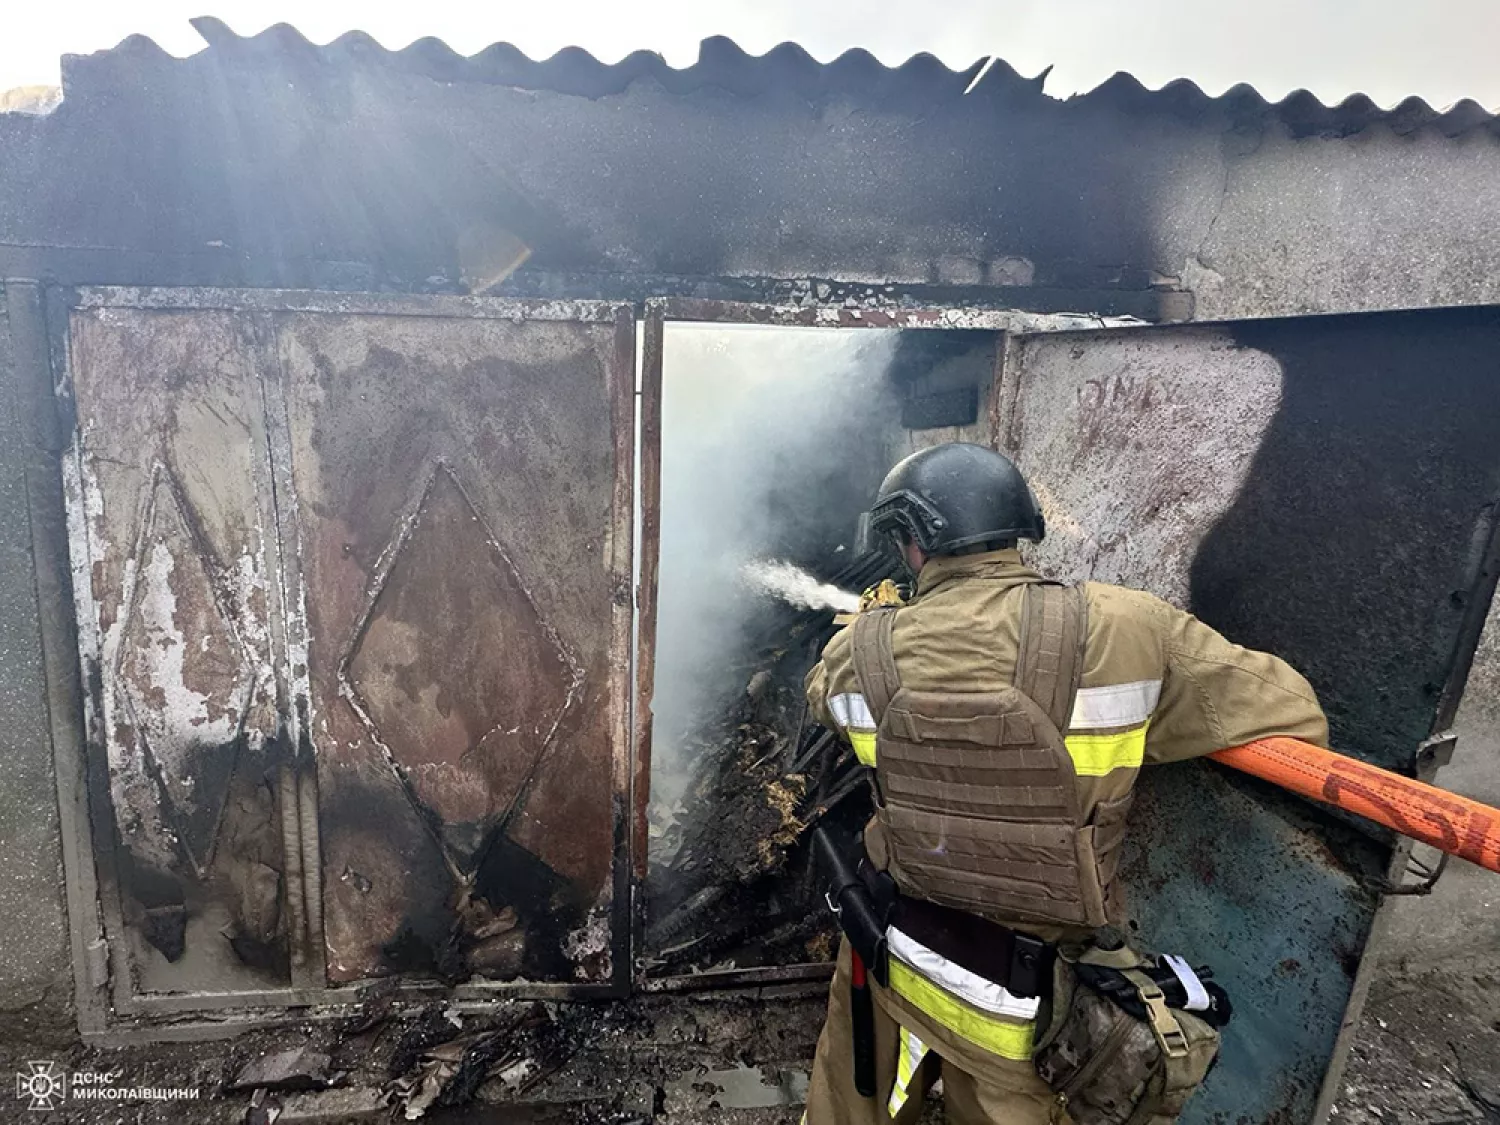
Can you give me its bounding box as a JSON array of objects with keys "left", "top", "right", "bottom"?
[
  {"left": 343, "top": 467, "right": 579, "bottom": 866},
  {"left": 116, "top": 468, "right": 259, "bottom": 875}
]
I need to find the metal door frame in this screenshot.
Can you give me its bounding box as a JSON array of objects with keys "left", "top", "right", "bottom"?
[{"left": 46, "top": 286, "right": 638, "bottom": 1033}]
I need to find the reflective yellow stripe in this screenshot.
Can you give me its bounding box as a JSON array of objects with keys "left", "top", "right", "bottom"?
[
  {"left": 829, "top": 692, "right": 879, "bottom": 767},
  {"left": 888, "top": 960, "right": 1035, "bottom": 1061},
  {"left": 1065, "top": 721, "right": 1148, "bottom": 777},
  {"left": 887, "top": 1026, "right": 928, "bottom": 1115}
]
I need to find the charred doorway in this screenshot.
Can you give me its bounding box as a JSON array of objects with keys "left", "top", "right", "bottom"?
[
  {"left": 634, "top": 300, "right": 1010, "bottom": 987},
  {"left": 59, "top": 288, "right": 635, "bottom": 1018}
]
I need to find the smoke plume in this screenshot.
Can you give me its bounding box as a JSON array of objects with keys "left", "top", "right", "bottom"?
[{"left": 650, "top": 324, "right": 900, "bottom": 799}]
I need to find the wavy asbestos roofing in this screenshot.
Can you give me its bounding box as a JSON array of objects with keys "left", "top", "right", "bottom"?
[{"left": 62, "top": 16, "right": 1498, "bottom": 141}]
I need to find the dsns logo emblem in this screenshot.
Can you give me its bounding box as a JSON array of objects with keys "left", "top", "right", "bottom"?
[{"left": 15, "top": 1062, "right": 66, "bottom": 1111}]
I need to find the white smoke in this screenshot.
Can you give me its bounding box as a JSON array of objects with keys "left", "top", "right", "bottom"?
[
  {"left": 650, "top": 324, "right": 901, "bottom": 802},
  {"left": 740, "top": 559, "right": 860, "bottom": 614}
]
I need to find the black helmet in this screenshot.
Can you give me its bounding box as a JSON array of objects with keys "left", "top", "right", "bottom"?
[{"left": 868, "top": 443, "right": 1045, "bottom": 556}]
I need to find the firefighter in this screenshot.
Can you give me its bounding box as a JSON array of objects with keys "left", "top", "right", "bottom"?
[{"left": 802, "top": 442, "right": 1328, "bottom": 1124}]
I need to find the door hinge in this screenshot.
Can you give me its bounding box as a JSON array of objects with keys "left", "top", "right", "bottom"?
[
  {"left": 1380, "top": 731, "right": 1460, "bottom": 896},
  {"left": 84, "top": 937, "right": 110, "bottom": 991},
  {"left": 1413, "top": 730, "right": 1458, "bottom": 782}
]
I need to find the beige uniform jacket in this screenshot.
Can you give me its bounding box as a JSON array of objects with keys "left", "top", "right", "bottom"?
[
  {"left": 805, "top": 549, "right": 1330, "bottom": 937},
  {"left": 803, "top": 549, "right": 1328, "bottom": 1103}
]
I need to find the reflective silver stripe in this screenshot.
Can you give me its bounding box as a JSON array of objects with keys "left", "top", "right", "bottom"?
[
  {"left": 886, "top": 926, "right": 1042, "bottom": 1021},
  {"left": 829, "top": 692, "right": 876, "bottom": 731},
  {"left": 1068, "top": 679, "right": 1161, "bottom": 731}
]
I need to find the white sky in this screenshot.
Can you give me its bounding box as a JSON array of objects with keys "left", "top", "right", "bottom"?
[{"left": 3, "top": 0, "right": 1499, "bottom": 109}]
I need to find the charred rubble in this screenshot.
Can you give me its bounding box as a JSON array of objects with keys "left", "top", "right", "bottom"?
[
  {"left": 204, "top": 983, "right": 830, "bottom": 1123},
  {"left": 644, "top": 549, "right": 902, "bottom": 977}
]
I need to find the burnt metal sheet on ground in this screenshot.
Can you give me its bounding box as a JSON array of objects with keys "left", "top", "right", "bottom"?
[
  {"left": 1008, "top": 310, "right": 1500, "bottom": 1122},
  {"left": 63, "top": 303, "right": 293, "bottom": 996},
  {"left": 276, "top": 302, "right": 633, "bottom": 989}
]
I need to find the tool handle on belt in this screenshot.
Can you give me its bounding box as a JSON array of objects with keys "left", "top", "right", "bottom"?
[
  {"left": 811, "top": 826, "right": 890, "bottom": 986},
  {"left": 849, "top": 951, "right": 877, "bottom": 1098},
  {"left": 812, "top": 827, "right": 885, "bottom": 1100}
]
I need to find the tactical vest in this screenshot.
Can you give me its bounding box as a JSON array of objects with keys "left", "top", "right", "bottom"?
[{"left": 850, "top": 579, "right": 1125, "bottom": 930}]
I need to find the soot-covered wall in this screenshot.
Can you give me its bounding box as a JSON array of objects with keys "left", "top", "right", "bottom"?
[
  {"left": 1198, "top": 310, "right": 1500, "bottom": 763},
  {"left": 4, "top": 33, "right": 1500, "bottom": 321}
]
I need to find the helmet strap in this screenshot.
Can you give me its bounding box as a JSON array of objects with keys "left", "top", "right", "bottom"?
[{"left": 948, "top": 539, "right": 1017, "bottom": 557}]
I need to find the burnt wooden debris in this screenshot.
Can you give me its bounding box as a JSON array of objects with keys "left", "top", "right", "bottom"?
[{"left": 644, "top": 549, "right": 900, "bottom": 977}]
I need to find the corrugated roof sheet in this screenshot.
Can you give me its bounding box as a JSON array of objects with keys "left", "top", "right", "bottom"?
[{"left": 67, "top": 17, "right": 1498, "bottom": 141}]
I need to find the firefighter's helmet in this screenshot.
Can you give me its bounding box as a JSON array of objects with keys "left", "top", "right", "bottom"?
[{"left": 868, "top": 443, "right": 1045, "bottom": 556}]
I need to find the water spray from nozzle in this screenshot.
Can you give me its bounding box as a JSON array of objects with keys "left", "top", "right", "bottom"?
[{"left": 740, "top": 560, "right": 860, "bottom": 614}]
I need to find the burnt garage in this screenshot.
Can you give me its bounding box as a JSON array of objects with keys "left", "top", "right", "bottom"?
[{"left": 2, "top": 21, "right": 1500, "bottom": 1123}]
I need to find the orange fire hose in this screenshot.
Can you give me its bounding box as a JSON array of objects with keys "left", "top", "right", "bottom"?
[{"left": 1211, "top": 738, "right": 1500, "bottom": 875}]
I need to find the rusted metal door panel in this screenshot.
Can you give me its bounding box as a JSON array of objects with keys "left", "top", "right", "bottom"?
[
  {"left": 62, "top": 289, "right": 634, "bottom": 1017},
  {"left": 64, "top": 301, "right": 294, "bottom": 996},
  {"left": 274, "top": 301, "right": 634, "bottom": 989},
  {"left": 1006, "top": 313, "right": 1500, "bottom": 1124}
]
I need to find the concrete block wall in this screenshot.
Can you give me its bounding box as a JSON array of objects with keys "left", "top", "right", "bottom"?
[{"left": 0, "top": 285, "right": 75, "bottom": 1058}]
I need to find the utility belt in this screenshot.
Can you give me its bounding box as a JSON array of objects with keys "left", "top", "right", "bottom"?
[
  {"left": 811, "top": 824, "right": 1053, "bottom": 998},
  {"left": 812, "top": 825, "right": 1232, "bottom": 1123}
]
